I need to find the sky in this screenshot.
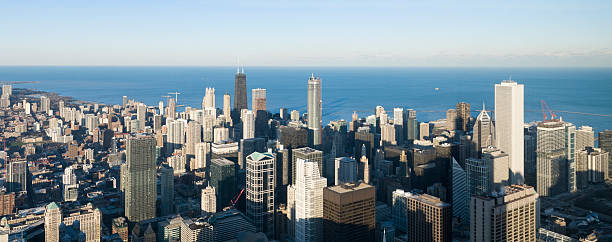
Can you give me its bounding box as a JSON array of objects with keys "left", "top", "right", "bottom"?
[{"left": 1, "top": 0, "right": 611, "bottom": 67}]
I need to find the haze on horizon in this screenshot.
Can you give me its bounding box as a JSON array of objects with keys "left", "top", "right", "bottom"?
[{"left": 1, "top": 0, "right": 611, "bottom": 67}]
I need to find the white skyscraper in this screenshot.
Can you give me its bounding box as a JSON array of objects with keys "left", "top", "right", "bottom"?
[
  {"left": 193, "top": 142, "right": 210, "bottom": 170},
  {"left": 203, "top": 87, "right": 215, "bottom": 109},
  {"left": 307, "top": 74, "right": 322, "bottom": 147},
  {"left": 201, "top": 185, "right": 216, "bottom": 216},
  {"left": 495, "top": 80, "right": 525, "bottom": 184},
  {"left": 294, "top": 158, "right": 327, "bottom": 242},
  {"left": 242, "top": 109, "right": 255, "bottom": 139},
  {"left": 223, "top": 93, "right": 231, "bottom": 124}
]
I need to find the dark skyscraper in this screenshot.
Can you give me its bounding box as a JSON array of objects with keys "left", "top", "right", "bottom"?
[
  {"left": 599, "top": 130, "right": 612, "bottom": 179},
  {"left": 456, "top": 102, "right": 471, "bottom": 132},
  {"left": 210, "top": 158, "right": 236, "bottom": 211},
  {"left": 234, "top": 67, "right": 247, "bottom": 111}
]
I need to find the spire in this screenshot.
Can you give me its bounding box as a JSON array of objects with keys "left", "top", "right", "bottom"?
[{"left": 361, "top": 144, "right": 366, "bottom": 159}]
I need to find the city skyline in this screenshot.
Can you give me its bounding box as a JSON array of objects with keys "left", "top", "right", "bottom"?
[{"left": 2, "top": 1, "right": 612, "bottom": 67}]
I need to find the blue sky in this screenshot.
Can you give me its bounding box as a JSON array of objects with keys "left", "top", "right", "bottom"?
[{"left": 1, "top": 0, "right": 611, "bottom": 66}]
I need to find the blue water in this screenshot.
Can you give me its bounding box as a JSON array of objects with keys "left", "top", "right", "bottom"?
[{"left": 1, "top": 66, "right": 611, "bottom": 133}]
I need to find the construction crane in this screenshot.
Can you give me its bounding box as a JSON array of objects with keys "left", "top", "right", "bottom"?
[
  {"left": 540, "top": 100, "right": 557, "bottom": 121},
  {"left": 228, "top": 188, "right": 245, "bottom": 208},
  {"left": 168, "top": 92, "right": 180, "bottom": 103}
]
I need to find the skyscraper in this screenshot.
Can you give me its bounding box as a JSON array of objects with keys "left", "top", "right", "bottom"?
[
  {"left": 465, "top": 147, "right": 509, "bottom": 198},
  {"left": 598, "top": 130, "right": 612, "bottom": 179},
  {"left": 121, "top": 134, "right": 157, "bottom": 222},
  {"left": 201, "top": 184, "right": 216, "bottom": 216},
  {"left": 323, "top": 183, "right": 375, "bottom": 242},
  {"left": 223, "top": 93, "right": 231, "bottom": 124},
  {"left": 406, "top": 109, "right": 418, "bottom": 141},
  {"left": 160, "top": 164, "right": 174, "bottom": 216},
  {"left": 456, "top": 102, "right": 471, "bottom": 132},
  {"left": 307, "top": 74, "right": 322, "bottom": 147},
  {"left": 536, "top": 120, "right": 568, "bottom": 197},
  {"left": 292, "top": 147, "right": 323, "bottom": 185},
  {"left": 576, "top": 147, "right": 609, "bottom": 187},
  {"left": 45, "top": 202, "right": 102, "bottom": 242},
  {"left": 470, "top": 185, "right": 539, "bottom": 242},
  {"left": 452, "top": 158, "right": 468, "bottom": 223},
  {"left": 494, "top": 80, "right": 525, "bottom": 184},
  {"left": 294, "top": 158, "right": 327, "bottom": 242},
  {"left": 242, "top": 109, "right": 255, "bottom": 139},
  {"left": 252, "top": 88, "right": 267, "bottom": 116},
  {"left": 392, "top": 190, "right": 452, "bottom": 242},
  {"left": 472, "top": 104, "right": 495, "bottom": 157},
  {"left": 576, "top": 126, "right": 595, "bottom": 151},
  {"left": 246, "top": 152, "right": 275, "bottom": 237},
  {"left": 446, "top": 109, "right": 457, "bottom": 131},
  {"left": 210, "top": 158, "right": 235, "bottom": 211},
  {"left": 193, "top": 142, "right": 211, "bottom": 170},
  {"left": 203, "top": 87, "right": 215, "bottom": 109},
  {"left": 334, "top": 157, "right": 357, "bottom": 185},
  {"left": 63, "top": 165, "right": 78, "bottom": 202},
  {"left": 7, "top": 160, "right": 29, "bottom": 193},
  {"left": 234, "top": 67, "right": 247, "bottom": 111}
]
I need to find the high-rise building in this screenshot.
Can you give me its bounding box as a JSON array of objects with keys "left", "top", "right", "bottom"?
[
  {"left": 576, "top": 147, "right": 609, "bottom": 187},
  {"left": 193, "top": 142, "right": 211, "bottom": 170},
  {"left": 456, "top": 102, "right": 471, "bottom": 132},
  {"left": 45, "top": 202, "right": 102, "bottom": 242},
  {"left": 472, "top": 104, "right": 495, "bottom": 157},
  {"left": 112, "top": 217, "right": 128, "bottom": 242},
  {"left": 167, "top": 97, "right": 176, "bottom": 120},
  {"left": 239, "top": 137, "right": 266, "bottom": 170},
  {"left": 160, "top": 164, "right": 174, "bottom": 216},
  {"left": 122, "top": 95, "right": 127, "bottom": 108},
  {"left": 201, "top": 184, "right": 216, "bottom": 216},
  {"left": 7, "top": 160, "right": 29, "bottom": 193},
  {"left": 452, "top": 158, "right": 468, "bottom": 223},
  {"left": 323, "top": 183, "right": 375, "bottom": 242},
  {"left": 242, "top": 109, "right": 255, "bottom": 139},
  {"left": 40, "top": 95, "right": 50, "bottom": 114},
  {"left": 536, "top": 120, "right": 568, "bottom": 197},
  {"left": 406, "top": 109, "right": 418, "bottom": 141},
  {"left": 246, "top": 152, "right": 275, "bottom": 237},
  {"left": 137, "top": 103, "right": 146, "bottom": 129},
  {"left": 494, "top": 80, "right": 525, "bottom": 184},
  {"left": 470, "top": 185, "right": 539, "bottom": 242},
  {"left": 0, "top": 192, "right": 15, "bottom": 216},
  {"left": 576, "top": 126, "right": 595, "bottom": 151},
  {"left": 234, "top": 67, "right": 248, "bottom": 111},
  {"left": 292, "top": 147, "right": 323, "bottom": 185},
  {"left": 465, "top": 147, "right": 509, "bottom": 198},
  {"left": 63, "top": 166, "right": 78, "bottom": 202},
  {"left": 446, "top": 109, "right": 457, "bottom": 131},
  {"left": 294, "top": 158, "right": 327, "bottom": 242},
  {"left": 392, "top": 190, "right": 452, "bottom": 242},
  {"left": 524, "top": 123, "right": 538, "bottom": 187},
  {"left": 223, "top": 93, "right": 231, "bottom": 124},
  {"left": 203, "top": 87, "right": 215, "bottom": 109},
  {"left": 166, "top": 118, "right": 186, "bottom": 155},
  {"left": 121, "top": 134, "right": 157, "bottom": 222},
  {"left": 307, "top": 74, "right": 322, "bottom": 147},
  {"left": 419, "top": 122, "right": 430, "bottom": 140},
  {"left": 210, "top": 158, "right": 235, "bottom": 211},
  {"left": 252, "top": 88, "right": 267, "bottom": 116},
  {"left": 185, "top": 121, "right": 202, "bottom": 156},
  {"left": 598, "top": 130, "right": 612, "bottom": 179},
  {"left": 334, "top": 157, "right": 357, "bottom": 185}
]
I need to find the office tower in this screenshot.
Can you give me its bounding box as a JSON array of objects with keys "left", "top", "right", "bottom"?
[
  {"left": 185, "top": 121, "right": 202, "bottom": 155},
  {"left": 167, "top": 97, "right": 176, "bottom": 119},
  {"left": 193, "top": 142, "right": 210, "bottom": 170},
  {"left": 392, "top": 190, "right": 452, "bottom": 242},
  {"left": 160, "top": 164, "right": 174, "bottom": 216},
  {"left": 307, "top": 74, "right": 322, "bottom": 147},
  {"left": 294, "top": 158, "right": 327, "bottom": 242},
  {"left": 7, "top": 160, "right": 28, "bottom": 193},
  {"left": 166, "top": 118, "right": 186, "bottom": 155},
  {"left": 280, "top": 108, "right": 288, "bottom": 120},
  {"left": 291, "top": 110, "right": 300, "bottom": 122},
  {"left": 246, "top": 152, "right": 275, "bottom": 237},
  {"left": 280, "top": 125, "right": 309, "bottom": 149},
  {"left": 121, "top": 134, "right": 157, "bottom": 222},
  {"left": 445, "top": 109, "right": 457, "bottom": 131},
  {"left": 472, "top": 104, "right": 495, "bottom": 157},
  {"left": 203, "top": 87, "right": 215, "bottom": 109},
  {"left": 465, "top": 147, "right": 509, "bottom": 199},
  {"left": 252, "top": 88, "right": 267, "bottom": 116},
  {"left": 405, "top": 109, "right": 417, "bottom": 141},
  {"left": 223, "top": 93, "right": 231, "bottom": 123},
  {"left": 45, "top": 202, "right": 102, "bottom": 242},
  {"left": 323, "top": 183, "right": 375, "bottom": 242},
  {"left": 214, "top": 126, "right": 230, "bottom": 143},
  {"left": 242, "top": 109, "right": 255, "bottom": 139},
  {"left": 153, "top": 114, "right": 162, "bottom": 133},
  {"left": 168, "top": 154, "right": 186, "bottom": 174},
  {"left": 360, "top": 145, "right": 371, "bottom": 184},
  {"left": 495, "top": 80, "right": 525, "bottom": 184},
  {"left": 201, "top": 185, "right": 216, "bottom": 216},
  {"left": 598, "top": 130, "right": 612, "bottom": 179},
  {"left": 334, "top": 157, "right": 358, "bottom": 185},
  {"left": 40, "top": 95, "right": 50, "bottom": 114},
  {"left": 158, "top": 100, "right": 164, "bottom": 116},
  {"left": 470, "top": 185, "right": 539, "bottom": 242},
  {"left": 381, "top": 123, "right": 396, "bottom": 146},
  {"left": 137, "top": 103, "right": 146, "bottom": 129},
  {"left": 524, "top": 124, "right": 538, "bottom": 187},
  {"left": 292, "top": 147, "right": 323, "bottom": 185},
  {"left": 452, "top": 158, "right": 468, "bottom": 223},
  {"left": 576, "top": 126, "right": 595, "bottom": 151},
  {"left": 239, "top": 137, "right": 266, "bottom": 169},
  {"left": 180, "top": 218, "right": 209, "bottom": 242},
  {"left": 112, "top": 217, "right": 128, "bottom": 242},
  {"left": 210, "top": 158, "right": 235, "bottom": 211},
  {"left": 63, "top": 166, "right": 78, "bottom": 202},
  {"left": 419, "top": 122, "right": 429, "bottom": 140},
  {"left": 456, "top": 102, "right": 471, "bottom": 132},
  {"left": 536, "top": 120, "right": 568, "bottom": 197},
  {"left": 565, "top": 123, "right": 577, "bottom": 192},
  {"left": 576, "top": 147, "right": 609, "bottom": 187},
  {"left": 0, "top": 192, "right": 15, "bottom": 216},
  {"left": 234, "top": 67, "right": 248, "bottom": 111},
  {"left": 1, "top": 84, "right": 11, "bottom": 97}
]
